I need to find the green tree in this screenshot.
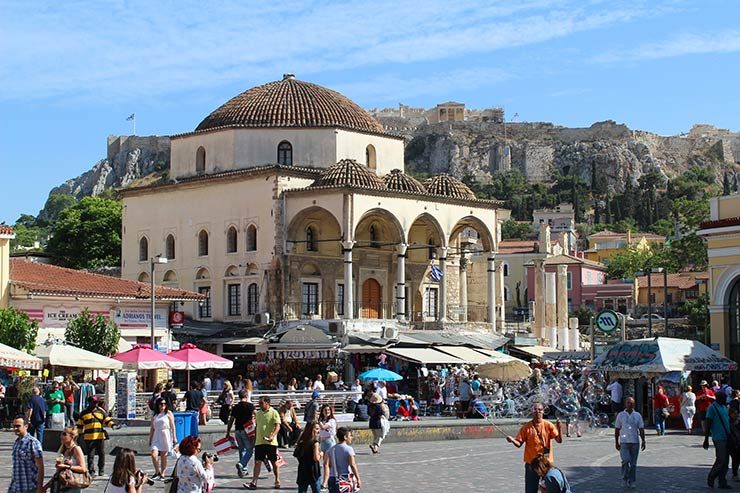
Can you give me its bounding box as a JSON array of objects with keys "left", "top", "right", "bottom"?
[
  {"left": 65, "top": 309, "right": 121, "bottom": 356},
  {"left": 681, "top": 293, "right": 709, "bottom": 343},
  {"left": 38, "top": 193, "right": 78, "bottom": 226},
  {"left": 0, "top": 307, "right": 38, "bottom": 352},
  {"left": 46, "top": 197, "right": 122, "bottom": 269},
  {"left": 649, "top": 219, "right": 675, "bottom": 237},
  {"left": 501, "top": 220, "right": 534, "bottom": 240},
  {"left": 606, "top": 245, "right": 672, "bottom": 279}
]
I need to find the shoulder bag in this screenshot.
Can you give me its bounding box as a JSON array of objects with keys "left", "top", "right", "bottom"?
[
  {"left": 164, "top": 458, "right": 181, "bottom": 493},
  {"left": 711, "top": 403, "right": 738, "bottom": 452},
  {"left": 57, "top": 446, "right": 92, "bottom": 489},
  {"left": 331, "top": 447, "right": 360, "bottom": 492}
]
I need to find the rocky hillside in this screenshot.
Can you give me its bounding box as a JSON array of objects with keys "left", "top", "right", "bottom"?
[
  {"left": 39, "top": 121, "right": 740, "bottom": 219},
  {"left": 396, "top": 120, "right": 740, "bottom": 193}
]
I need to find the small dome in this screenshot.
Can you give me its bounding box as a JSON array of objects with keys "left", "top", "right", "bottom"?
[
  {"left": 424, "top": 174, "right": 476, "bottom": 200},
  {"left": 383, "top": 169, "right": 426, "bottom": 193},
  {"left": 310, "top": 159, "right": 386, "bottom": 190},
  {"left": 196, "top": 75, "right": 385, "bottom": 134}
]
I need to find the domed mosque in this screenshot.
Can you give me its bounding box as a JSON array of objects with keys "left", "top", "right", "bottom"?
[{"left": 121, "top": 75, "right": 507, "bottom": 351}]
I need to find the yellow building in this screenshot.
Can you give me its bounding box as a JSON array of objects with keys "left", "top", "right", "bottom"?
[
  {"left": 584, "top": 230, "right": 666, "bottom": 264},
  {"left": 698, "top": 194, "right": 740, "bottom": 363},
  {"left": 634, "top": 272, "right": 708, "bottom": 309}
]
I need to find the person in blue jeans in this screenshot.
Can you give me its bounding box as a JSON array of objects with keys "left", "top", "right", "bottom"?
[
  {"left": 705, "top": 391, "right": 732, "bottom": 489},
  {"left": 653, "top": 386, "right": 669, "bottom": 436},
  {"left": 615, "top": 397, "right": 646, "bottom": 489},
  {"left": 26, "top": 386, "right": 47, "bottom": 446},
  {"left": 226, "top": 389, "right": 255, "bottom": 478},
  {"left": 294, "top": 423, "right": 322, "bottom": 493}
]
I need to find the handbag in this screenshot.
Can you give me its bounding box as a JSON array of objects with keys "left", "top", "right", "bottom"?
[
  {"left": 661, "top": 408, "right": 670, "bottom": 418},
  {"left": 164, "top": 458, "right": 180, "bottom": 493},
  {"left": 57, "top": 469, "right": 93, "bottom": 489}
]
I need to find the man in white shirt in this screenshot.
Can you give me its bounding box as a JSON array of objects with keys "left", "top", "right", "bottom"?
[
  {"left": 203, "top": 376, "right": 212, "bottom": 392},
  {"left": 350, "top": 379, "right": 363, "bottom": 403},
  {"left": 615, "top": 397, "right": 646, "bottom": 489},
  {"left": 606, "top": 378, "right": 623, "bottom": 415},
  {"left": 312, "top": 374, "right": 325, "bottom": 392}
]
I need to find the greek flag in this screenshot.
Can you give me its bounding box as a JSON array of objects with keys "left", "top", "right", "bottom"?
[
  {"left": 429, "top": 264, "right": 444, "bottom": 282},
  {"left": 126, "top": 113, "right": 135, "bottom": 121}
]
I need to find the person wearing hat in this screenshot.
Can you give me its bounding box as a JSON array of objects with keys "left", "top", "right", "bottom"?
[
  {"left": 304, "top": 390, "right": 320, "bottom": 425},
  {"left": 368, "top": 393, "right": 385, "bottom": 454},
  {"left": 76, "top": 396, "right": 116, "bottom": 476},
  {"left": 697, "top": 380, "right": 717, "bottom": 432}
]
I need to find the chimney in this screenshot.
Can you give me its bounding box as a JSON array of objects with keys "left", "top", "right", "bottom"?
[{"left": 539, "top": 223, "right": 552, "bottom": 255}]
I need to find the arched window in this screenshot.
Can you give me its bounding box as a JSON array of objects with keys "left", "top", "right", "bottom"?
[
  {"left": 277, "top": 141, "right": 293, "bottom": 166},
  {"left": 427, "top": 238, "right": 436, "bottom": 260},
  {"left": 139, "top": 237, "right": 148, "bottom": 262},
  {"left": 226, "top": 226, "right": 238, "bottom": 253},
  {"left": 165, "top": 234, "right": 175, "bottom": 260},
  {"left": 246, "top": 225, "right": 257, "bottom": 252},
  {"left": 503, "top": 262, "right": 510, "bottom": 277},
  {"left": 137, "top": 272, "right": 149, "bottom": 283},
  {"left": 196, "top": 146, "right": 206, "bottom": 175},
  {"left": 306, "top": 226, "right": 317, "bottom": 252},
  {"left": 247, "top": 283, "right": 259, "bottom": 315},
  {"left": 198, "top": 230, "right": 209, "bottom": 256},
  {"left": 729, "top": 278, "right": 740, "bottom": 368},
  {"left": 369, "top": 224, "right": 379, "bottom": 248},
  {"left": 366, "top": 144, "right": 376, "bottom": 170}
]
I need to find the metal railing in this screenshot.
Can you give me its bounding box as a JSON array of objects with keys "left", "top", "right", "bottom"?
[{"left": 282, "top": 301, "right": 397, "bottom": 320}]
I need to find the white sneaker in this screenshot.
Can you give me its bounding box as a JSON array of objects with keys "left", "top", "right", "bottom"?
[{"left": 235, "top": 463, "right": 244, "bottom": 478}]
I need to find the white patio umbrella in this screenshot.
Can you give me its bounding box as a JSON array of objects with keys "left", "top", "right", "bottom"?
[
  {"left": 475, "top": 353, "right": 532, "bottom": 382},
  {"left": 0, "top": 342, "right": 42, "bottom": 370},
  {"left": 34, "top": 343, "right": 123, "bottom": 370}
]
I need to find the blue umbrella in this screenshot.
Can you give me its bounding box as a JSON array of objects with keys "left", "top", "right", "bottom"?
[{"left": 358, "top": 367, "right": 403, "bottom": 381}]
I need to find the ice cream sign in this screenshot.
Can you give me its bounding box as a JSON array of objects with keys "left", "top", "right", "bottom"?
[{"left": 44, "top": 307, "right": 82, "bottom": 327}]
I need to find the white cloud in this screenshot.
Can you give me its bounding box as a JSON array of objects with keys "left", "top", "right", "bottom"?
[
  {"left": 594, "top": 29, "right": 740, "bottom": 62},
  {"left": 0, "top": 0, "right": 656, "bottom": 103}
]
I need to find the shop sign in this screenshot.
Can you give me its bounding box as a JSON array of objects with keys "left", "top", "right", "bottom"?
[
  {"left": 112, "top": 307, "right": 168, "bottom": 328},
  {"left": 169, "top": 311, "right": 185, "bottom": 328},
  {"left": 43, "top": 307, "right": 82, "bottom": 328},
  {"left": 268, "top": 349, "right": 337, "bottom": 360}
]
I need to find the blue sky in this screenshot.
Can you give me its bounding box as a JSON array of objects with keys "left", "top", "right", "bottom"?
[{"left": 2, "top": 0, "right": 739, "bottom": 224}]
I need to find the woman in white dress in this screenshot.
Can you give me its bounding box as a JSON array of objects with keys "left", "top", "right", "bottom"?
[
  {"left": 149, "top": 397, "right": 177, "bottom": 479},
  {"left": 680, "top": 384, "right": 697, "bottom": 434}
]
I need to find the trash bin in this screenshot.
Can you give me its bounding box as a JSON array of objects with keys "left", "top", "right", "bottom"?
[{"left": 173, "top": 411, "right": 199, "bottom": 439}]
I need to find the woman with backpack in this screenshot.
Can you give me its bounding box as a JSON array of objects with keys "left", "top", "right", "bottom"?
[{"left": 218, "top": 380, "right": 235, "bottom": 425}]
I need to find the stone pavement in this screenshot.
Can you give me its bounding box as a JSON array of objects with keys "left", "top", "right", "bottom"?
[{"left": 0, "top": 429, "right": 729, "bottom": 492}]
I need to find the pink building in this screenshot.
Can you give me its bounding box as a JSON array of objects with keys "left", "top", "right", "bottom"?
[{"left": 526, "top": 254, "right": 607, "bottom": 311}]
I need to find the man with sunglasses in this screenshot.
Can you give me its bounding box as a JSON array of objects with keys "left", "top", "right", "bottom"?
[
  {"left": 9, "top": 414, "right": 44, "bottom": 493},
  {"left": 506, "top": 403, "right": 562, "bottom": 493}
]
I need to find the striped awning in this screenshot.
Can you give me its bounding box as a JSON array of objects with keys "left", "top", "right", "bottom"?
[{"left": 0, "top": 342, "right": 42, "bottom": 370}]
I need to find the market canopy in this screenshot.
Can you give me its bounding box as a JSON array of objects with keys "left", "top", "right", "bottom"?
[
  {"left": 0, "top": 342, "right": 42, "bottom": 370},
  {"left": 168, "top": 343, "right": 233, "bottom": 370},
  {"left": 476, "top": 353, "right": 532, "bottom": 382},
  {"left": 591, "top": 337, "right": 738, "bottom": 376},
  {"left": 385, "top": 347, "right": 463, "bottom": 365},
  {"left": 435, "top": 346, "right": 494, "bottom": 364},
  {"left": 34, "top": 343, "right": 123, "bottom": 370},
  {"left": 113, "top": 345, "right": 187, "bottom": 370}
]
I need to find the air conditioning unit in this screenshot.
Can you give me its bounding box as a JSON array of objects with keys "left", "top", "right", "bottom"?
[
  {"left": 382, "top": 326, "right": 399, "bottom": 340},
  {"left": 254, "top": 312, "right": 271, "bottom": 324},
  {"left": 328, "top": 321, "right": 346, "bottom": 337}
]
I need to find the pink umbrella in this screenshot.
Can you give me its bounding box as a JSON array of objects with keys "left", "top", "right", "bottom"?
[
  {"left": 169, "top": 343, "right": 233, "bottom": 388},
  {"left": 112, "top": 344, "right": 187, "bottom": 370}
]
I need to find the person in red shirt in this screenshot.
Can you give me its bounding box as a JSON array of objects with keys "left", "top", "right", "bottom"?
[
  {"left": 653, "top": 386, "right": 670, "bottom": 436},
  {"left": 696, "top": 380, "right": 716, "bottom": 432}
]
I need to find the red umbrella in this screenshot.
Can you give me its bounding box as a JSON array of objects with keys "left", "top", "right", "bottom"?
[
  {"left": 112, "top": 344, "right": 187, "bottom": 370},
  {"left": 169, "top": 343, "right": 233, "bottom": 387}
]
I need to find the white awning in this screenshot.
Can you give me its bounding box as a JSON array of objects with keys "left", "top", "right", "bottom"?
[
  {"left": 434, "top": 346, "right": 493, "bottom": 364},
  {"left": 511, "top": 345, "right": 554, "bottom": 358},
  {"left": 385, "top": 347, "right": 464, "bottom": 365},
  {"left": 34, "top": 344, "right": 123, "bottom": 370},
  {"left": 341, "top": 344, "right": 388, "bottom": 354},
  {"left": 0, "top": 342, "right": 42, "bottom": 370}
]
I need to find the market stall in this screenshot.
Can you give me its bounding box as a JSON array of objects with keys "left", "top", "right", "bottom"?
[
  {"left": 0, "top": 342, "right": 42, "bottom": 370},
  {"left": 34, "top": 343, "right": 123, "bottom": 370}
]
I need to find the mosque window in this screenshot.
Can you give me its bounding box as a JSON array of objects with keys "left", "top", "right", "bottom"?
[
  {"left": 366, "top": 144, "right": 376, "bottom": 170},
  {"left": 198, "top": 230, "right": 209, "bottom": 256},
  {"left": 277, "top": 141, "right": 293, "bottom": 166},
  {"left": 369, "top": 224, "right": 379, "bottom": 248},
  {"left": 226, "top": 226, "right": 238, "bottom": 253},
  {"left": 306, "top": 226, "right": 317, "bottom": 252},
  {"left": 247, "top": 283, "right": 259, "bottom": 315},
  {"left": 165, "top": 234, "right": 175, "bottom": 260},
  {"left": 139, "top": 236, "right": 148, "bottom": 262},
  {"left": 196, "top": 146, "right": 206, "bottom": 175},
  {"left": 427, "top": 238, "right": 436, "bottom": 260},
  {"left": 503, "top": 262, "right": 509, "bottom": 277},
  {"left": 246, "top": 225, "right": 257, "bottom": 251}
]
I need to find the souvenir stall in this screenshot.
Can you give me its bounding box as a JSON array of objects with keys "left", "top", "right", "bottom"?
[
  {"left": 591, "top": 337, "right": 738, "bottom": 428},
  {"left": 0, "top": 343, "right": 43, "bottom": 427}
]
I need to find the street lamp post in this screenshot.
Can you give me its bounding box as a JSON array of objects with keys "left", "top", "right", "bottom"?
[{"left": 150, "top": 255, "right": 168, "bottom": 348}]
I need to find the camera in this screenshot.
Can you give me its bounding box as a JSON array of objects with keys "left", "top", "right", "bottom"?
[{"left": 136, "top": 469, "right": 155, "bottom": 486}]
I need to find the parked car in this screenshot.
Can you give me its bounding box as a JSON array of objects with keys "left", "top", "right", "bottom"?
[{"left": 640, "top": 313, "right": 664, "bottom": 320}]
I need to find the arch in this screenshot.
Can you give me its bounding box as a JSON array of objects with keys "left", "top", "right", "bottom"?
[
  {"left": 165, "top": 234, "right": 176, "bottom": 260},
  {"left": 196, "top": 146, "right": 206, "bottom": 174},
  {"left": 354, "top": 208, "right": 404, "bottom": 250},
  {"left": 361, "top": 278, "right": 382, "bottom": 319},
  {"left": 286, "top": 206, "right": 342, "bottom": 256},
  {"left": 163, "top": 270, "right": 178, "bottom": 282},
  {"left": 137, "top": 272, "right": 150, "bottom": 283},
  {"left": 226, "top": 226, "right": 238, "bottom": 253},
  {"left": 245, "top": 262, "right": 259, "bottom": 275},
  {"left": 407, "top": 212, "right": 446, "bottom": 264},
  {"left": 224, "top": 265, "right": 240, "bottom": 277},
  {"left": 277, "top": 140, "right": 293, "bottom": 166},
  {"left": 365, "top": 144, "right": 377, "bottom": 170},
  {"left": 246, "top": 224, "right": 257, "bottom": 251},
  {"left": 138, "top": 236, "right": 149, "bottom": 262},
  {"left": 301, "top": 262, "right": 321, "bottom": 276},
  {"left": 198, "top": 230, "right": 209, "bottom": 256},
  {"left": 195, "top": 267, "right": 210, "bottom": 280},
  {"left": 714, "top": 266, "right": 740, "bottom": 307},
  {"left": 449, "top": 216, "right": 494, "bottom": 252},
  {"left": 729, "top": 278, "right": 740, "bottom": 366},
  {"left": 247, "top": 283, "right": 259, "bottom": 315}
]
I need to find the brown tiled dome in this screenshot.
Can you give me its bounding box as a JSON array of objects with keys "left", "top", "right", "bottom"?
[
  {"left": 195, "top": 75, "right": 385, "bottom": 134},
  {"left": 383, "top": 169, "right": 426, "bottom": 193},
  {"left": 310, "top": 159, "right": 386, "bottom": 190},
  {"left": 424, "top": 174, "right": 477, "bottom": 200}
]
